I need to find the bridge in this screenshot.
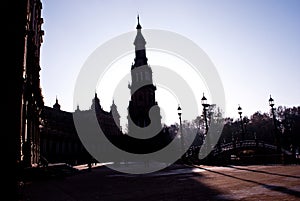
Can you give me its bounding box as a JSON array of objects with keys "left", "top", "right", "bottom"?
[{"left": 186, "top": 140, "right": 295, "bottom": 165}]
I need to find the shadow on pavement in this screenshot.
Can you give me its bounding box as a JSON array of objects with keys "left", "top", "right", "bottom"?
[
  {"left": 225, "top": 165, "right": 300, "bottom": 179},
  {"left": 195, "top": 166, "right": 300, "bottom": 199},
  {"left": 18, "top": 164, "right": 235, "bottom": 201}
]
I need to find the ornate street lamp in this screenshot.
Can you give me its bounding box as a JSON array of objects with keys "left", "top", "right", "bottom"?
[
  {"left": 201, "top": 93, "right": 209, "bottom": 135},
  {"left": 238, "top": 105, "right": 245, "bottom": 140},
  {"left": 269, "top": 95, "right": 274, "bottom": 108},
  {"left": 269, "top": 95, "right": 280, "bottom": 152},
  {"left": 177, "top": 105, "right": 184, "bottom": 154},
  {"left": 238, "top": 105, "right": 242, "bottom": 118}
]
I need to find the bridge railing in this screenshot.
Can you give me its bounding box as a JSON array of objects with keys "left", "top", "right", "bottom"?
[
  {"left": 186, "top": 140, "right": 293, "bottom": 158},
  {"left": 209, "top": 140, "right": 292, "bottom": 156}
]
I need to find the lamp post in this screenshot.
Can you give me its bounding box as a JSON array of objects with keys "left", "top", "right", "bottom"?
[
  {"left": 201, "top": 93, "right": 209, "bottom": 135},
  {"left": 177, "top": 105, "right": 184, "bottom": 154},
  {"left": 238, "top": 105, "right": 245, "bottom": 141},
  {"left": 269, "top": 95, "right": 280, "bottom": 152}
]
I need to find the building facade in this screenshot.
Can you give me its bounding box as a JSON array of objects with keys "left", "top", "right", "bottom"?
[
  {"left": 41, "top": 95, "right": 122, "bottom": 165},
  {"left": 41, "top": 99, "right": 89, "bottom": 165},
  {"left": 16, "top": 0, "right": 45, "bottom": 168}
]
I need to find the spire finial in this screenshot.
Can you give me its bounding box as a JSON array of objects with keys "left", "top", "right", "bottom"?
[{"left": 136, "top": 14, "right": 142, "bottom": 29}]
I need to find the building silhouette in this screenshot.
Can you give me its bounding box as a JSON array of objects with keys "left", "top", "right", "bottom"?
[
  {"left": 41, "top": 94, "right": 122, "bottom": 165},
  {"left": 40, "top": 98, "right": 88, "bottom": 165},
  {"left": 15, "top": 0, "right": 44, "bottom": 168},
  {"left": 41, "top": 16, "right": 172, "bottom": 162},
  {"left": 117, "top": 16, "right": 171, "bottom": 154},
  {"left": 10, "top": 0, "right": 44, "bottom": 198},
  {"left": 127, "top": 15, "right": 162, "bottom": 135}
]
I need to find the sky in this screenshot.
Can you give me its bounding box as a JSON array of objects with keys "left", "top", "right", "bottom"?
[{"left": 40, "top": 0, "right": 300, "bottom": 129}]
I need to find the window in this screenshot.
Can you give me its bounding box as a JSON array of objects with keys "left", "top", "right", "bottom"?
[{"left": 145, "top": 72, "right": 150, "bottom": 81}]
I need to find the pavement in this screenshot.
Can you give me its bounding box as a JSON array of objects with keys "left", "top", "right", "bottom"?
[{"left": 18, "top": 162, "right": 300, "bottom": 201}]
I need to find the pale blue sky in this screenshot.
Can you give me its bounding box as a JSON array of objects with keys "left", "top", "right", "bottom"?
[{"left": 40, "top": 0, "right": 300, "bottom": 127}]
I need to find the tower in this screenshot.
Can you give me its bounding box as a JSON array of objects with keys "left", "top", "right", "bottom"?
[
  {"left": 53, "top": 97, "right": 61, "bottom": 110},
  {"left": 91, "top": 92, "right": 101, "bottom": 112},
  {"left": 127, "top": 15, "right": 162, "bottom": 136},
  {"left": 111, "top": 100, "right": 121, "bottom": 130}
]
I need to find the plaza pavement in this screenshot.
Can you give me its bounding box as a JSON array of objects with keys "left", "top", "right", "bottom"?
[{"left": 18, "top": 162, "right": 300, "bottom": 201}]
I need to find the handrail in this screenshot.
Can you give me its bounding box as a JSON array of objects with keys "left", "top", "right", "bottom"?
[{"left": 209, "top": 140, "right": 292, "bottom": 156}]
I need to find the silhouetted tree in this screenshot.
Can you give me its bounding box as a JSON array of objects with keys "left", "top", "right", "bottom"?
[
  {"left": 247, "top": 112, "right": 273, "bottom": 143},
  {"left": 276, "top": 106, "right": 300, "bottom": 153}
]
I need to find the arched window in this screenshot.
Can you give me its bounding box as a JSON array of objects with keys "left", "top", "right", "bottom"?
[
  {"left": 140, "top": 71, "right": 143, "bottom": 81},
  {"left": 145, "top": 71, "right": 150, "bottom": 81}
]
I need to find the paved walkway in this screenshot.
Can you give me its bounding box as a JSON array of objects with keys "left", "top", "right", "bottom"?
[{"left": 18, "top": 163, "right": 300, "bottom": 201}]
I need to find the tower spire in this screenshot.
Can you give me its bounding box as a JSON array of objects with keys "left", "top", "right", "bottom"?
[{"left": 133, "top": 15, "right": 147, "bottom": 68}]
